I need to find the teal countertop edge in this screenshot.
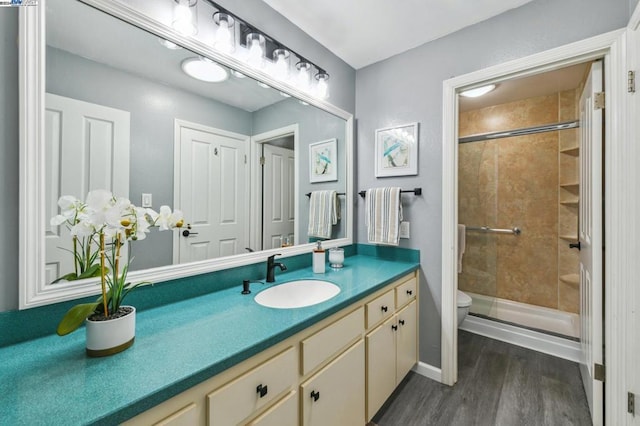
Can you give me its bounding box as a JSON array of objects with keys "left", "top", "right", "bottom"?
[{"left": 0, "top": 245, "right": 419, "bottom": 425}]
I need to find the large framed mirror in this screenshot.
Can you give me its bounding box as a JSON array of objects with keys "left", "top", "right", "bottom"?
[{"left": 19, "top": 0, "right": 353, "bottom": 309}]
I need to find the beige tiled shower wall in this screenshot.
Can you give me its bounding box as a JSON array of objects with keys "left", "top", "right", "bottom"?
[{"left": 458, "top": 92, "right": 579, "bottom": 313}]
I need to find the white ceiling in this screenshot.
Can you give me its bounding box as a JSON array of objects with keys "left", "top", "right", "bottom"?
[{"left": 261, "top": 0, "right": 535, "bottom": 69}]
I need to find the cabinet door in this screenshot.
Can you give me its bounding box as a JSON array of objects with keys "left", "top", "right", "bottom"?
[
  {"left": 300, "top": 340, "right": 365, "bottom": 426},
  {"left": 396, "top": 300, "right": 417, "bottom": 384},
  {"left": 153, "top": 403, "right": 197, "bottom": 426},
  {"left": 366, "top": 315, "right": 397, "bottom": 421},
  {"left": 247, "top": 391, "right": 297, "bottom": 426}
]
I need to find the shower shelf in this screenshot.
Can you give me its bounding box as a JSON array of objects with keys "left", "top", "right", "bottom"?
[
  {"left": 559, "top": 234, "right": 578, "bottom": 242},
  {"left": 560, "top": 146, "right": 579, "bottom": 156},
  {"left": 560, "top": 199, "right": 579, "bottom": 207},
  {"left": 559, "top": 182, "right": 579, "bottom": 193},
  {"left": 560, "top": 274, "right": 579, "bottom": 286}
]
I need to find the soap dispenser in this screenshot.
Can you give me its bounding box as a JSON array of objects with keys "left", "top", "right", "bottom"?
[{"left": 313, "top": 241, "right": 326, "bottom": 273}]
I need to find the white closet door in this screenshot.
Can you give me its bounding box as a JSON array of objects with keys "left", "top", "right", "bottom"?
[
  {"left": 578, "top": 60, "right": 604, "bottom": 426},
  {"left": 45, "top": 93, "right": 130, "bottom": 285},
  {"left": 175, "top": 122, "right": 249, "bottom": 263}
]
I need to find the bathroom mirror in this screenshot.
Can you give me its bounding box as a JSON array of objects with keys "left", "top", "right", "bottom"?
[{"left": 19, "top": 0, "right": 353, "bottom": 308}]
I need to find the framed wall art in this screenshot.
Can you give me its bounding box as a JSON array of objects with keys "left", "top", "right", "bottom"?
[
  {"left": 375, "top": 122, "right": 419, "bottom": 177},
  {"left": 309, "top": 138, "right": 338, "bottom": 183}
]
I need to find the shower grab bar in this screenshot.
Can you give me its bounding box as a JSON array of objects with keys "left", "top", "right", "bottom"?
[{"left": 466, "top": 226, "right": 521, "bottom": 235}]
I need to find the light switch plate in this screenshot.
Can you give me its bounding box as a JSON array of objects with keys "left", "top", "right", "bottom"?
[
  {"left": 141, "top": 193, "right": 152, "bottom": 208},
  {"left": 399, "top": 221, "right": 410, "bottom": 239}
]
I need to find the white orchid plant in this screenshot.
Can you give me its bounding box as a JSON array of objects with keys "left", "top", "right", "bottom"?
[{"left": 52, "top": 189, "right": 184, "bottom": 336}]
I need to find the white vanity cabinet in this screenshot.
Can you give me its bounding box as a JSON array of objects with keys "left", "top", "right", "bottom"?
[
  {"left": 366, "top": 276, "right": 418, "bottom": 421},
  {"left": 123, "top": 271, "right": 418, "bottom": 426}
]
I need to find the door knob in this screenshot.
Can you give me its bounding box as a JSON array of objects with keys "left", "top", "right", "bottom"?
[
  {"left": 182, "top": 229, "right": 199, "bottom": 237},
  {"left": 569, "top": 241, "right": 581, "bottom": 250}
]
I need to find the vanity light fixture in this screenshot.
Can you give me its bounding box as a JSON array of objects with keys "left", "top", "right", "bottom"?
[
  {"left": 178, "top": 0, "right": 331, "bottom": 99},
  {"left": 181, "top": 57, "right": 228, "bottom": 82},
  {"left": 212, "top": 11, "right": 235, "bottom": 53},
  {"left": 173, "top": 0, "right": 198, "bottom": 36},
  {"left": 459, "top": 84, "right": 497, "bottom": 98}
]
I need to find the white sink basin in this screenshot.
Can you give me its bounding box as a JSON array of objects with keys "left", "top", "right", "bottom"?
[{"left": 254, "top": 280, "right": 341, "bottom": 309}]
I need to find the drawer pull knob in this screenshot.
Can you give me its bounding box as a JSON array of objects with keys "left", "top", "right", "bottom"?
[
  {"left": 392, "top": 325, "right": 398, "bottom": 331},
  {"left": 381, "top": 306, "right": 388, "bottom": 312},
  {"left": 399, "top": 319, "right": 405, "bottom": 326},
  {"left": 256, "top": 384, "right": 268, "bottom": 398},
  {"left": 310, "top": 390, "right": 320, "bottom": 402},
  {"left": 406, "top": 290, "right": 413, "bottom": 296}
]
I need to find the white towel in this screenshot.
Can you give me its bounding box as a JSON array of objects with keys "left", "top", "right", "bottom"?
[
  {"left": 308, "top": 190, "right": 339, "bottom": 239},
  {"left": 366, "top": 187, "right": 403, "bottom": 246},
  {"left": 458, "top": 224, "right": 466, "bottom": 273}
]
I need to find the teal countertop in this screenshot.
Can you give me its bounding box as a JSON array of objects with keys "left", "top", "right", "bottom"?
[{"left": 0, "top": 253, "right": 418, "bottom": 425}]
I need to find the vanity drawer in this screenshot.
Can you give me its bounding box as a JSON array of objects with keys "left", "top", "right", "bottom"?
[
  {"left": 153, "top": 403, "right": 197, "bottom": 426},
  {"left": 395, "top": 276, "right": 417, "bottom": 308},
  {"left": 365, "top": 289, "right": 395, "bottom": 329},
  {"left": 208, "top": 347, "right": 296, "bottom": 426},
  {"left": 301, "top": 307, "right": 364, "bottom": 375}
]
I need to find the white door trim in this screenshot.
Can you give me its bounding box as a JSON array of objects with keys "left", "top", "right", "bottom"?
[
  {"left": 249, "top": 124, "right": 299, "bottom": 252},
  {"left": 441, "top": 28, "right": 628, "bottom": 425}
]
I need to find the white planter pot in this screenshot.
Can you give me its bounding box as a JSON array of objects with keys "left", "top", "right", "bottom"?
[{"left": 85, "top": 306, "right": 136, "bottom": 357}]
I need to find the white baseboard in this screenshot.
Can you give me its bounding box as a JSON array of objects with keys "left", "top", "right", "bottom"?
[
  {"left": 412, "top": 361, "right": 442, "bottom": 382},
  {"left": 460, "top": 315, "right": 581, "bottom": 363}
]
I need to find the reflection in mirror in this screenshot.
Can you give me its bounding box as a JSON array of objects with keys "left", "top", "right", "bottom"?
[{"left": 44, "top": 0, "right": 347, "bottom": 286}]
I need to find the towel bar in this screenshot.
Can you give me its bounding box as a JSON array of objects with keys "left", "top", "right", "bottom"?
[
  {"left": 305, "top": 192, "right": 346, "bottom": 198},
  {"left": 466, "top": 226, "right": 521, "bottom": 235},
  {"left": 358, "top": 187, "right": 422, "bottom": 198}
]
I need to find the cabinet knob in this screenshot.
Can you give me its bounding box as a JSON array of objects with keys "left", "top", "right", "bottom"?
[
  {"left": 310, "top": 390, "right": 320, "bottom": 402},
  {"left": 399, "top": 319, "right": 405, "bottom": 326},
  {"left": 256, "top": 384, "right": 268, "bottom": 398},
  {"left": 406, "top": 290, "right": 413, "bottom": 296},
  {"left": 381, "top": 305, "right": 388, "bottom": 313},
  {"left": 392, "top": 324, "right": 398, "bottom": 331}
]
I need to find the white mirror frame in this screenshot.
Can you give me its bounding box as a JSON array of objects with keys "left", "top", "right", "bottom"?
[{"left": 18, "top": 0, "right": 353, "bottom": 309}]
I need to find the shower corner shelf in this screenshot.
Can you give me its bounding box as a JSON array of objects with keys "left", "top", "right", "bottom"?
[
  {"left": 560, "top": 273, "right": 579, "bottom": 286},
  {"left": 560, "top": 199, "right": 579, "bottom": 207},
  {"left": 560, "top": 146, "right": 579, "bottom": 156},
  {"left": 559, "top": 182, "right": 579, "bottom": 193},
  {"left": 559, "top": 234, "right": 578, "bottom": 242}
]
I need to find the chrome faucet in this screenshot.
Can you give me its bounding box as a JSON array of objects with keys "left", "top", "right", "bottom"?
[{"left": 266, "top": 254, "right": 287, "bottom": 283}]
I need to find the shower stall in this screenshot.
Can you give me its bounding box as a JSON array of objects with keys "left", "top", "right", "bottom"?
[{"left": 457, "top": 88, "right": 582, "bottom": 339}]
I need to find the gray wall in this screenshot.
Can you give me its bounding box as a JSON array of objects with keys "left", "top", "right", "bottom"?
[
  {"left": 0, "top": 9, "right": 19, "bottom": 312},
  {"left": 253, "top": 98, "right": 347, "bottom": 242},
  {"left": 0, "top": 1, "right": 355, "bottom": 312},
  {"left": 355, "top": 0, "right": 630, "bottom": 367},
  {"left": 47, "top": 47, "right": 253, "bottom": 271}
]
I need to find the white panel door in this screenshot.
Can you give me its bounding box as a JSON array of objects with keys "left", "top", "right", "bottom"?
[
  {"left": 45, "top": 93, "right": 130, "bottom": 285},
  {"left": 262, "top": 144, "right": 295, "bottom": 250},
  {"left": 578, "top": 60, "right": 604, "bottom": 425},
  {"left": 176, "top": 123, "right": 249, "bottom": 263}
]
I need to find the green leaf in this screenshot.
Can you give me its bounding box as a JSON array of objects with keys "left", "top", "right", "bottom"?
[
  {"left": 77, "top": 264, "right": 101, "bottom": 279},
  {"left": 51, "top": 272, "right": 79, "bottom": 284},
  {"left": 56, "top": 302, "right": 100, "bottom": 336}
]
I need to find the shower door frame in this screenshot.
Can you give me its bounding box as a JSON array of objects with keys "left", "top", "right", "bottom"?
[{"left": 441, "top": 29, "right": 631, "bottom": 425}]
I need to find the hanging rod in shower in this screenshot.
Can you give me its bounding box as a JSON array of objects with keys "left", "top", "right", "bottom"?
[
  {"left": 459, "top": 120, "right": 579, "bottom": 144},
  {"left": 466, "top": 226, "right": 522, "bottom": 235}
]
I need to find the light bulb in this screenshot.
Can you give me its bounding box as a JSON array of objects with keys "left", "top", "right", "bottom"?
[
  {"left": 213, "top": 12, "right": 234, "bottom": 53},
  {"left": 246, "top": 33, "right": 265, "bottom": 69},
  {"left": 296, "top": 61, "right": 312, "bottom": 91},
  {"left": 173, "top": 0, "right": 197, "bottom": 36},
  {"left": 272, "top": 49, "right": 290, "bottom": 81},
  {"left": 315, "top": 71, "right": 330, "bottom": 99}
]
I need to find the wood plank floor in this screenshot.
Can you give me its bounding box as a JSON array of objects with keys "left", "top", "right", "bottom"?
[{"left": 372, "top": 331, "right": 592, "bottom": 426}]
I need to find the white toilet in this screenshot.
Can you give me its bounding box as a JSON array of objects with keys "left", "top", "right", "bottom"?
[{"left": 457, "top": 290, "right": 472, "bottom": 326}]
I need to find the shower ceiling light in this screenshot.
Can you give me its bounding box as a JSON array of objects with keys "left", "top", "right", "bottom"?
[
  {"left": 181, "top": 57, "right": 228, "bottom": 82},
  {"left": 460, "top": 84, "right": 497, "bottom": 98}
]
